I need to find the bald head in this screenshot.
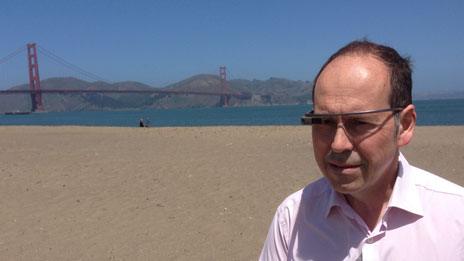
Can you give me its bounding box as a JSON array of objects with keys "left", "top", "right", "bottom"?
[
  {"left": 312, "top": 40, "right": 413, "bottom": 109},
  {"left": 314, "top": 54, "right": 391, "bottom": 113}
]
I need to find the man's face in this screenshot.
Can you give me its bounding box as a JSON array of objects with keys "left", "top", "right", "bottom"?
[{"left": 312, "top": 54, "right": 400, "bottom": 196}]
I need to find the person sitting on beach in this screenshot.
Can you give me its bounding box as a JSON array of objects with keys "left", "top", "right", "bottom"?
[
  {"left": 260, "top": 40, "right": 464, "bottom": 260},
  {"left": 139, "top": 118, "right": 147, "bottom": 127}
]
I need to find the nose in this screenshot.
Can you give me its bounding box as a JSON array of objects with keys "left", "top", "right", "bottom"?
[{"left": 330, "top": 125, "right": 354, "bottom": 153}]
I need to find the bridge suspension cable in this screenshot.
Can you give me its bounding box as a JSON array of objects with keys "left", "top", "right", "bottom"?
[
  {"left": 0, "top": 46, "right": 26, "bottom": 65},
  {"left": 37, "top": 45, "right": 111, "bottom": 83}
]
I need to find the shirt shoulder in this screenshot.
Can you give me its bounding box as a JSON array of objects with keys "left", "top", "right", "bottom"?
[
  {"left": 408, "top": 164, "right": 464, "bottom": 224},
  {"left": 276, "top": 177, "right": 331, "bottom": 214},
  {"left": 411, "top": 165, "right": 464, "bottom": 197},
  {"left": 259, "top": 178, "right": 332, "bottom": 261},
  {"left": 273, "top": 177, "right": 332, "bottom": 232}
]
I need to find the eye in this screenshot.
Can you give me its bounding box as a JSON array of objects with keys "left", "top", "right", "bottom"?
[
  {"left": 352, "top": 119, "right": 370, "bottom": 126},
  {"left": 345, "top": 118, "right": 377, "bottom": 132}
]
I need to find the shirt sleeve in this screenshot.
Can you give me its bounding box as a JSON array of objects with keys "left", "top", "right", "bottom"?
[{"left": 259, "top": 206, "right": 290, "bottom": 261}]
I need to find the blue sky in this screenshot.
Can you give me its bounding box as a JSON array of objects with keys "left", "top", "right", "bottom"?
[{"left": 0, "top": 0, "right": 463, "bottom": 93}]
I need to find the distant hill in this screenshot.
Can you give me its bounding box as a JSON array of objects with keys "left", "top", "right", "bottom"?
[
  {"left": 2, "top": 76, "right": 463, "bottom": 113},
  {"left": 0, "top": 76, "right": 313, "bottom": 112},
  {"left": 1, "top": 77, "right": 158, "bottom": 112},
  {"left": 229, "top": 77, "right": 311, "bottom": 105}
]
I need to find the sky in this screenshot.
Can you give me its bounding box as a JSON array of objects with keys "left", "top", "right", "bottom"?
[{"left": 0, "top": 0, "right": 463, "bottom": 93}]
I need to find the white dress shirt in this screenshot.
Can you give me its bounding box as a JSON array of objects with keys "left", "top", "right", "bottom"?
[{"left": 259, "top": 154, "right": 464, "bottom": 260}]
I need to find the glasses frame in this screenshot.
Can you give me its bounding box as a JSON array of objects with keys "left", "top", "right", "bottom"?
[{"left": 301, "top": 107, "right": 404, "bottom": 125}]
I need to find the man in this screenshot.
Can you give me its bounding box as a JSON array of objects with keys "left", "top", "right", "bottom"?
[{"left": 259, "top": 40, "right": 464, "bottom": 260}]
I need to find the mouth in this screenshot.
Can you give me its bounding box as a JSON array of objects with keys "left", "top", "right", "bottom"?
[{"left": 327, "top": 162, "right": 362, "bottom": 174}]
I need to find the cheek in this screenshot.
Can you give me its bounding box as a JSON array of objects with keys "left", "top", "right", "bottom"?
[
  {"left": 357, "top": 131, "right": 397, "bottom": 169},
  {"left": 312, "top": 133, "right": 330, "bottom": 166}
]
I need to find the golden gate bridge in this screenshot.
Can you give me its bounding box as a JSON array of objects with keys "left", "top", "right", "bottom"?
[{"left": 0, "top": 43, "right": 254, "bottom": 112}]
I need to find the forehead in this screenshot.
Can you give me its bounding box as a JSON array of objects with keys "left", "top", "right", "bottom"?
[{"left": 314, "top": 54, "right": 391, "bottom": 112}]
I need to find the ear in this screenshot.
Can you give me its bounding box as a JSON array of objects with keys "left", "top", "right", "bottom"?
[{"left": 397, "top": 104, "right": 416, "bottom": 147}]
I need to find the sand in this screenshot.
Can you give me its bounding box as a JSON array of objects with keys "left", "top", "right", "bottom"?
[{"left": 1, "top": 126, "right": 463, "bottom": 260}]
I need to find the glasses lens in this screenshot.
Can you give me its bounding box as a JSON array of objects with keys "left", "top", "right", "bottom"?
[
  {"left": 305, "top": 109, "right": 398, "bottom": 140},
  {"left": 310, "top": 116, "right": 337, "bottom": 138},
  {"left": 343, "top": 115, "right": 380, "bottom": 137}
]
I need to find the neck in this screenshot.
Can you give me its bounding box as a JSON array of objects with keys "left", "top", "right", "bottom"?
[{"left": 345, "top": 162, "right": 398, "bottom": 231}]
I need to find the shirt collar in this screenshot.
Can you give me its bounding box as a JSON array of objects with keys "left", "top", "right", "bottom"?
[
  {"left": 325, "top": 182, "right": 357, "bottom": 219},
  {"left": 324, "top": 152, "right": 424, "bottom": 218},
  {"left": 387, "top": 152, "right": 424, "bottom": 216}
]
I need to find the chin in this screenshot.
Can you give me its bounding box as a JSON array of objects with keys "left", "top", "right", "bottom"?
[
  {"left": 333, "top": 183, "right": 363, "bottom": 195},
  {"left": 325, "top": 174, "right": 363, "bottom": 195}
]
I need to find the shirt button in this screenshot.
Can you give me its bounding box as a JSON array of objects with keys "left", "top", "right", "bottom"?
[{"left": 366, "top": 238, "right": 374, "bottom": 244}]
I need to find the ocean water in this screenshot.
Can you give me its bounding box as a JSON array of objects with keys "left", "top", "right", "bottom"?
[{"left": 0, "top": 99, "right": 463, "bottom": 127}]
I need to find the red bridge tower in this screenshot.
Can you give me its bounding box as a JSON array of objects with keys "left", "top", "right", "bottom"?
[
  {"left": 219, "top": 66, "right": 230, "bottom": 107},
  {"left": 27, "top": 43, "right": 44, "bottom": 112}
]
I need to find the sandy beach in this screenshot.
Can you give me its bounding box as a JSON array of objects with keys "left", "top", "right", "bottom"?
[{"left": 1, "top": 126, "right": 463, "bottom": 260}]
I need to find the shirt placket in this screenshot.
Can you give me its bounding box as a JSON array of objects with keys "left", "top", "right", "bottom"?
[
  {"left": 337, "top": 196, "right": 389, "bottom": 261},
  {"left": 361, "top": 218, "right": 388, "bottom": 261}
]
